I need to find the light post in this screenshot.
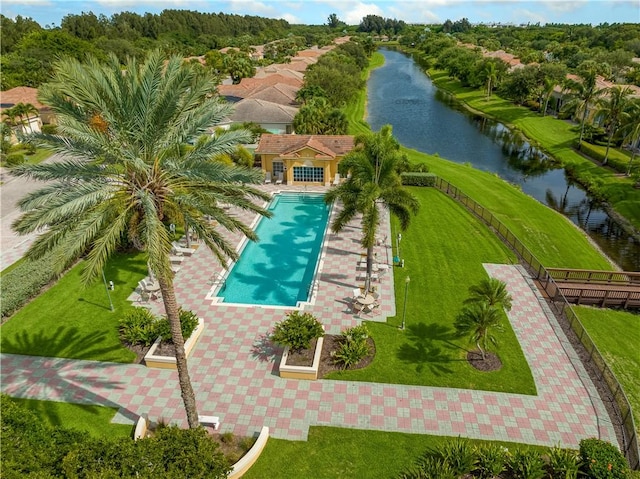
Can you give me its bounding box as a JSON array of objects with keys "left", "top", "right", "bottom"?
[
  {"left": 401, "top": 276, "right": 410, "bottom": 330},
  {"left": 102, "top": 270, "right": 114, "bottom": 312}
]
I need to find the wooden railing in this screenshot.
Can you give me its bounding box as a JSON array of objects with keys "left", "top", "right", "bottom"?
[
  {"left": 547, "top": 268, "right": 640, "bottom": 285},
  {"left": 431, "top": 176, "right": 640, "bottom": 469}
]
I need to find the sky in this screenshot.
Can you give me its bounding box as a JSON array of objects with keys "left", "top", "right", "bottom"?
[{"left": 1, "top": 0, "right": 639, "bottom": 28}]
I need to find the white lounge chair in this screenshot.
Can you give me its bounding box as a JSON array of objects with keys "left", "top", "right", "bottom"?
[
  {"left": 169, "top": 255, "right": 185, "bottom": 264},
  {"left": 333, "top": 173, "right": 341, "bottom": 185},
  {"left": 275, "top": 172, "right": 283, "bottom": 185},
  {"left": 352, "top": 287, "right": 362, "bottom": 300},
  {"left": 172, "top": 242, "right": 195, "bottom": 256},
  {"left": 264, "top": 172, "right": 272, "bottom": 184}
]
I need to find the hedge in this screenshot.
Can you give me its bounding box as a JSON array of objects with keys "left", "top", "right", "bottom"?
[
  {"left": 578, "top": 141, "right": 633, "bottom": 175},
  {"left": 401, "top": 172, "right": 438, "bottom": 186},
  {"left": 1, "top": 252, "right": 61, "bottom": 318}
]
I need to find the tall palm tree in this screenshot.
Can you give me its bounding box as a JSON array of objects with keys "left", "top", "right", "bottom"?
[
  {"left": 454, "top": 302, "right": 504, "bottom": 360},
  {"left": 593, "top": 86, "right": 634, "bottom": 165},
  {"left": 561, "top": 66, "right": 602, "bottom": 150},
  {"left": 463, "top": 278, "right": 513, "bottom": 312},
  {"left": 3, "top": 103, "right": 39, "bottom": 134},
  {"left": 619, "top": 98, "right": 640, "bottom": 176},
  {"left": 324, "top": 125, "right": 420, "bottom": 293},
  {"left": 541, "top": 77, "right": 558, "bottom": 117},
  {"left": 11, "top": 51, "right": 271, "bottom": 428},
  {"left": 483, "top": 61, "right": 498, "bottom": 99}
]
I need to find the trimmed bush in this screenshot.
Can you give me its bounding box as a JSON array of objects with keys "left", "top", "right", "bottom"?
[
  {"left": 401, "top": 172, "right": 437, "bottom": 186},
  {"left": 41, "top": 124, "right": 58, "bottom": 134},
  {"left": 332, "top": 325, "right": 371, "bottom": 369},
  {"left": 118, "top": 308, "right": 159, "bottom": 346},
  {"left": 578, "top": 141, "right": 630, "bottom": 175},
  {"left": 1, "top": 252, "right": 60, "bottom": 318},
  {"left": 579, "top": 438, "right": 629, "bottom": 479},
  {"left": 2, "top": 395, "right": 231, "bottom": 479},
  {"left": 271, "top": 311, "right": 324, "bottom": 353}
]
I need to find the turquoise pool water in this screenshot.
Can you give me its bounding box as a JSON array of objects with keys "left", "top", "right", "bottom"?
[{"left": 218, "top": 193, "right": 330, "bottom": 306}]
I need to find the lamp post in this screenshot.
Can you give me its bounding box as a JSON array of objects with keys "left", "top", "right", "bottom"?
[
  {"left": 102, "top": 270, "right": 114, "bottom": 312},
  {"left": 401, "top": 276, "right": 410, "bottom": 330}
]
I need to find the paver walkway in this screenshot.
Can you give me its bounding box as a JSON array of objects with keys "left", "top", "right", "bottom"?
[{"left": 1, "top": 185, "right": 617, "bottom": 450}]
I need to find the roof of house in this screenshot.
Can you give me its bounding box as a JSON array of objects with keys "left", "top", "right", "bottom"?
[
  {"left": 255, "top": 134, "right": 355, "bottom": 158},
  {"left": 0, "top": 86, "right": 45, "bottom": 111},
  {"left": 246, "top": 83, "right": 299, "bottom": 105},
  {"left": 239, "top": 74, "right": 303, "bottom": 89},
  {"left": 229, "top": 99, "right": 298, "bottom": 124}
]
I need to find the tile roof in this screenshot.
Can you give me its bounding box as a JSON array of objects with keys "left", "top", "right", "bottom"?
[
  {"left": 0, "top": 86, "right": 45, "bottom": 111},
  {"left": 246, "top": 83, "right": 299, "bottom": 105},
  {"left": 229, "top": 99, "right": 298, "bottom": 124},
  {"left": 255, "top": 134, "right": 355, "bottom": 158}
]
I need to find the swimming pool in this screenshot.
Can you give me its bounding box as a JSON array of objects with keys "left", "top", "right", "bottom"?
[{"left": 216, "top": 193, "right": 330, "bottom": 306}]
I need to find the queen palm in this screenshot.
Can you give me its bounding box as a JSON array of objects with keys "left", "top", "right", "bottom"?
[
  {"left": 620, "top": 99, "right": 640, "bottom": 176},
  {"left": 324, "top": 125, "right": 420, "bottom": 293},
  {"left": 11, "top": 51, "right": 271, "bottom": 428},
  {"left": 562, "top": 65, "right": 602, "bottom": 150}
]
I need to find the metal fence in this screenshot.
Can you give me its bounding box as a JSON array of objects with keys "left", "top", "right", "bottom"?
[{"left": 432, "top": 176, "right": 639, "bottom": 469}]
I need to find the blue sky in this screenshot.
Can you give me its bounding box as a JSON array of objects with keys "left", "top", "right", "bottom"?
[{"left": 2, "top": 0, "right": 639, "bottom": 27}]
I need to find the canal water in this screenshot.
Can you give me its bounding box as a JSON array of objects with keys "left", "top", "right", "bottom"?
[{"left": 366, "top": 48, "right": 639, "bottom": 271}]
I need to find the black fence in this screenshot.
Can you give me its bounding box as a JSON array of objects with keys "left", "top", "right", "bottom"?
[{"left": 432, "top": 176, "right": 639, "bottom": 470}]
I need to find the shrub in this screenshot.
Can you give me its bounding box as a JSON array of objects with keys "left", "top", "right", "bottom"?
[
  {"left": 24, "top": 142, "right": 36, "bottom": 155},
  {"left": 1, "top": 252, "right": 61, "bottom": 318},
  {"left": 415, "top": 455, "right": 456, "bottom": 479},
  {"left": 5, "top": 152, "right": 25, "bottom": 166},
  {"left": 579, "top": 438, "right": 629, "bottom": 479},
  {"left": 578, "top": 141, "right": 630, "bottom": 174},
  {"left": 508, "top": 448, "right": 545, "bottom": 479},
  {"left": 156, "top": 309, "right": 200, "bottom": 343},
  {"left": 547, "top": 445, "right": 581, "bottom": 479},
  {"left": 476, "top": 444, "right": 507, "bottom": 478},
  {"left": 434, "top": 437, "right": 478, "bottom": 476},
  {"left": 118, "top": 308, "right": 159, "bottom": 346},
  {"left": 332, "top": 325, "right": 371, "bottom": 369},
  {"left": 401, "top": 172, "right": 437, "bottom": 186},
  {"left": 41, "top": 124, "right": 58, "bottom": 134},
  {"left": 271, "top": 311, "right": 324, "bottom": 353}
]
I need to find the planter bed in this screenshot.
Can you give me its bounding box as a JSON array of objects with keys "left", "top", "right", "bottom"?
[
  {"left": 144, "top": 317, "right": 204, "bottom": 369},
  {"left": 279, "top": 336, "right": 324, "bottom": 380}
]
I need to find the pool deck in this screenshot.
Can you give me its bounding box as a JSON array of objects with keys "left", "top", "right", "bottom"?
[{"left": 1, "top": 183, "right": 617, "bottom": 450}]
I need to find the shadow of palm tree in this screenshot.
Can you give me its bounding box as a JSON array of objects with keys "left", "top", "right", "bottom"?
[
  {"left": 396, "top": 322, "right": 465, "bottom": 375},
  {"left": 250, "top": 332, "right": 279, "bottom": 363}
]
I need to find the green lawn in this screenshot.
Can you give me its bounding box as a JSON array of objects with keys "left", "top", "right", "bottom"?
[
  {"left": 244, "top": 426, "right": 546, "bottom": 479},
  {"left": 7, "top": 397, "right": 134, "bottom": 438},
  {"left": 427, "top": 69, "right": 640, "bottom": 231},
  {"left": 0, "top": 252, "right": 147, "bottom": 363},
  {"left": 574, "top": 306, "right": 640, "bottom": 434},
  {"left": 327, "top": 188, "right": 536, "bottom": 395}
]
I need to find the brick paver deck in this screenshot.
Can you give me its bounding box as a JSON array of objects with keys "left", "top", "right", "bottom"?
[{"left": 0, "top": 184, "right": 617, "bottom": 450}]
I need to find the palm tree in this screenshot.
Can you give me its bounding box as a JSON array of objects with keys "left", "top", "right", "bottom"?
[
  {"left": 454, "top": 302, "right": 504, "bottom": 360},
  {"left": 541, "top": 77, "right": 558, "bottom": 117},
  {"left": 463, "top": 278, "right": 513, "bottom": 312},
  {"left": 3, "top": 103, "right": 39, "bottom": 134},
  {"left": 619, "top": 98, "right": 640, "bottom": 176},
  {"left": 324, "top": 125, "right": 420, "bottom": 293},
  {"left": 483, "top": 61, "right": 498, "bottom": 99},
  {"left": 11, "top": 51, "right": 271, "bottom": 429},
  {"left": 593, "top": 86, "right": 634, "bottom": 165},
  {"left": 561, "top": 66, "right": 602, "bottom": 150}
]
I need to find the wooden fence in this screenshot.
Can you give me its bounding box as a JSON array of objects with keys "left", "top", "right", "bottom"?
[{"left": 432, "top": 176, "right": 639, "bottom": 469}]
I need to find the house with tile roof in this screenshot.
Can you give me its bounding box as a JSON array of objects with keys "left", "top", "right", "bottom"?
[
  {"left": 254, "top": 134, "right": 354, "bottom": 185},
  {"left": 0, "top": 86, "right": 54, "bottom": 135},
  {"left": 220, "top": 99, "right": 299, "bottom": 134}
]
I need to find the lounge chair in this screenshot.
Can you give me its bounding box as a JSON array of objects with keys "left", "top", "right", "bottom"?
[
  {"left": 169, "top": 255, "right": 185, "bottom": 264},
  {"left": 275, "top": 172, "right": 283, "bottom": 185},
  {"left": 352, "top": 287, "right": 362, "bottom": 300},
  {"left": 264, "top": 172, "right": 272, "bottom": 184},
  {"left": 172, "top": 242, "right": 195, "bottom": 256},
  {"left": 333, "top": 173, "right": 341, "bottom": 185}
]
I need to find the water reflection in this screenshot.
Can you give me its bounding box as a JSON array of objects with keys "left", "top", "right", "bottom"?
[{"left": 367, "top": 48, "right": 639, "bottom": 271}]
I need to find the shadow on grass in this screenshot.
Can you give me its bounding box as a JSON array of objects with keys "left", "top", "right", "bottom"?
[
  {"left": 396, "top": 322, "right": 466, "bottom": 375},
  {"left": 2, "top": 324, "right": 126, "bottom": 362}
]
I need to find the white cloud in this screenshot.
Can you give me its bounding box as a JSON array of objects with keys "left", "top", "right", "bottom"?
[
  {"left": 280, "top": 12, "right": 302, "bottom": 23},
  {"left": 387, "top": 2, "right": 440, "bottom": 23},
  {"left": 341, "top": 1, "right": 385, "bottom": 24}
]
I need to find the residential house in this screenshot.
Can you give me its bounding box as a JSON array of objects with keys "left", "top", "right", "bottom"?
[
  {"left": 255, "top": 134, "right": 354, "bottom": 185},
  {"left": 0, "top": 86, "right": 53, "bottom": 136},
  {"left": 221, "top": 99, "right": 298, "bottom": 134}
]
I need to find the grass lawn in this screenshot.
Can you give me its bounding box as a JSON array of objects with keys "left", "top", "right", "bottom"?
[
  {"left": 25, "top": 147, "right": 53, "bottom": 165},
  {"left": 244, "top": 426, "right": 546, "bottom": 479},
  {"left": 327, "top": 188, "right": 537, "bottom": 395},
  {"left": 7, "top": 397, "right": 134, "bottom": 438},
  {"left": 574, "top": 306, "right": 640, "bottom": 434},
  {"left": 427, "top": 69, "right": 640, "bottom": 231},
  {"left": 0, "top": 252, "right": 148, "bottom": 363}
]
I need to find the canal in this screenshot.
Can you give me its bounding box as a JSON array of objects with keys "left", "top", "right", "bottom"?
[{"left": 366, "top": 48, "right": 639, "bottom": 272}]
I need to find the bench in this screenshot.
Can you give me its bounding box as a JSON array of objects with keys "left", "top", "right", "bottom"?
[{"left": 198, "top": 415, "right": 220, "bottom": 430}]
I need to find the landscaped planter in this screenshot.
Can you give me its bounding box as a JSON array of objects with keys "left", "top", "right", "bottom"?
[
  {"left": 144, "top": 317, "right": 204, "bottom": 369},
  {"left": 278, "top": 336, "right": 324, "bottom": 380}
]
